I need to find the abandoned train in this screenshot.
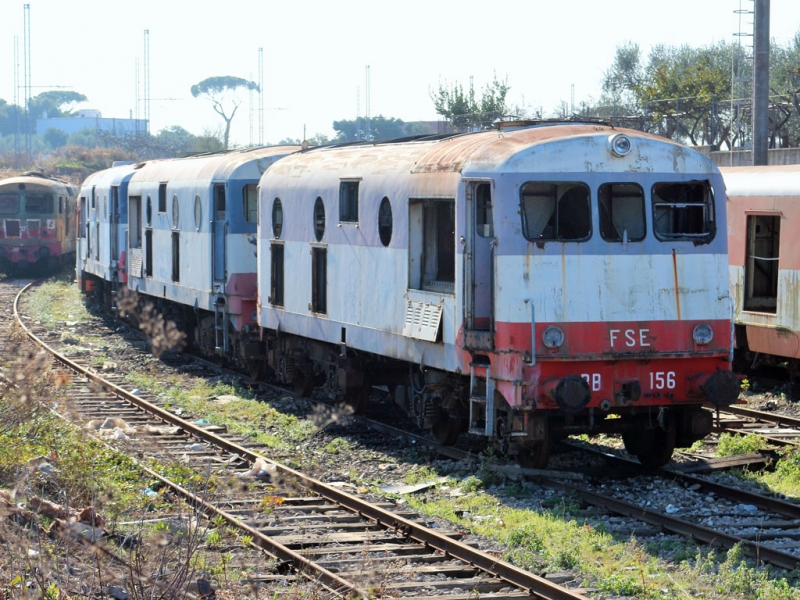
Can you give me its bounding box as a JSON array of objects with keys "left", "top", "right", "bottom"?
[
  {"left": 722, "top": 164, "right": 800, "bottom": 390},
  {"left": 0, "top": 172, "right": 77, "bottom": 273},
  {"left": 78, "top": 123, "right": 741, "bottom": 468}
]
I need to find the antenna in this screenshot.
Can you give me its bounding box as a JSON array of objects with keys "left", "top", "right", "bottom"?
[
  {"left": 143, "top": 29, "right": 150, "bottom": 134},
  {"left": 14, "top": 35, "right": 19, "bottom": 161},
  {"left": 571, "top": 83, "right": 575, "bottom": 114},
  {"left": 248, "top": 70, "right": 254, "bottom": 147},
  {"left": 258, "top": 47, "right": 264, "bottom": 146},
  {"left": 135, "top": 58, "right": 140, "bottom": 135},
  {"left": 732, "top": 0, "right": 754, "bottom": 149},
  {"left": 356, "top": 85, "right": 360, "bottom": 141},
  {"left": 23, "top": 3, "right": 31, "bottom": 156},
  {"left": 365, "top": 65, "right": 371, "bottom": 141}
]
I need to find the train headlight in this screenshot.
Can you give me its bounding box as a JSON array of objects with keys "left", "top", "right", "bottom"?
[
  {"left": 608, "top": 134, "right": 632, "bottom": 157},
  {"left": 692, "top": 323, "right": 714, "bottom": 345},
  {"left": 542, "top": 325, "right": 565, "bottom": 349}
]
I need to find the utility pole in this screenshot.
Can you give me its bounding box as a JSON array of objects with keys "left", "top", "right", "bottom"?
[
  {"left": 258, "top": 47, "right": 264, "bottom": 145},
  {"left": 23, "top": 3, "right": 31, "bottom": 157},
  {"left": 752, "top": 0, "right": 770, "bottom": 165},
  {"left": 365, "top": 65, "right": 371, "bottom": 141},
  {"left": 143, "top": 29, "right": 150, "bottom": 134},
  {"left": 13, "top": 35, "right": 20, "bottom": 163}
]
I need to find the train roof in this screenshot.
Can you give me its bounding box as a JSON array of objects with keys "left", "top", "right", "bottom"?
[
  {"left": 721, "top": 164, "right": 800, "bottom": 197},
  {"left": 0, "top": 172, "right": 76, "bottom": 194},
  {"left": 127, "top": 145, "right": 301, "bottom": 183},
  {"left": 265, "top": 124, "right": 717, "bottom": 180}
]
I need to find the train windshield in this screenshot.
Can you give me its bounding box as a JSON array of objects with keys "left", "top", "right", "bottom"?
[
  {"left": 520, "top": 182, "right": 591, "bottom": 241},
  {"left": 0, "top": 194, "right": 19, "bottom": 215},
  {"left": 651, "top": 181, "right": 715, "bottom": 242},
  {"left": 25, "top": 194, "right": 54, "bottom": 215},
  {"left": 598, "top": 183, "right": 646, "bottom": 242}
]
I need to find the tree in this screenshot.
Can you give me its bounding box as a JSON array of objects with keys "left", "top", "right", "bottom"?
[
  {"left": 28, "top": 90, "right": 88, "bottom": 119},
  {"left": 430, "top": 74, "right": 509, "bottom": 130},
  {"left": 43, "top": 127, "right": 68, "bottom": 149},
  {"left": 190, "top": 76, "right": 258, "bottom": 149},
  {"left": 332, "top": 115, "right": 406, "bottom": 142}
]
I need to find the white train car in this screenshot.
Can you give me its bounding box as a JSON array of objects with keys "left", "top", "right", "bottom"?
[{"left": 256, "top": 124, "right": 739, "bottom": 468}]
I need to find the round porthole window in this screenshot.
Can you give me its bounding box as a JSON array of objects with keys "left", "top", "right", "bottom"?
[
  {"left": 378, "top": 197, "right": 392, "bottom": 246},
  {"left": 194, "top": 195, "right": 202, "bottom": 231},
  {"left": 313, "top": 197, "right": 325, "bottom": 241},
  {"left": 272, "top": 198, "right": 283, "bottom": 238},
  {"left": 172, "top": 194, "right": 179, "bottom": 229},
  {"left": 146, "top": 196, "right": 152, "bottom": 226}
]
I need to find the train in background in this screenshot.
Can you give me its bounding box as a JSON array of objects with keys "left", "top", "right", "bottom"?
[
  {"left": 78, "top": 124, "right": 741, "bottom": 468},
  {"left": 0, "top": 172, "right": 77, "bottom": 273},
  {"left": 77, "top": 146, "right": 300, "bottom": 366},
  {"left": 723, "top": 165, "right": 800, "bottom": 392}
]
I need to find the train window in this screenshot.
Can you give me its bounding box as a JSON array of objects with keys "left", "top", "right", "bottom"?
[
  {"left": 146, "top": 196, "right": 152, "bottom": 226},
  {"left": 270, "top": 243, "right": 284, "bottom": 306},
  {"left": 78, "top": 197, "right": 87, "bottom": 238},
  {"left": 599, "top": 183, "right": 645, "bottom": 242},
  {"left": 0, "top": 194, "right": 19, "bottom": 214},
  {"left": 378, "top": 197, "right": 392, "bottom": 246},
  {"left": 744, "top": 215, "right": 779, "bottom": 313},
  {"left": 339, "top": 180, "right": 359, "bottom": 223},
  {"left": 214, "top": 185, "right": 226, "bottom": 219},
  {"left": 172, "top": 232, "right": 180, "bottom": 282},
  {"left": 129, "top": 196, "right": 142, "bottom": 248},
  {"left": 91, "top": 187, "right": 96, "bottom": 210},
  {"left": 311, "top": 247, "right": 327, "bottom": 314},
  {"left": 59, "top": 197, "right": 63, "bottom": 214},
  {"left": 158, "top": 183, "right": 167, "bottom": 213},
  {"left": 651, "top": 181, "right": 714, "bottom": 242},
  {"left": 145, "top": 229, "right": 153, "bottom": 276},
  {"left": 409, "top": 199, "right": 455, "bottom": 293},
  {"left": 314, "top": 197, "right": 325, "bottom": 241},
  {"left": 243, "top": 184, "right": 258, "bottom": 224},
  {"left": 272, "top": 198, "right": 283, "bottom": 238},
  {"left": 194, "top": 195, "right": 202, "bottom": 231},
  {"left": 172, "top": 194, "right": 179, "bottom": 229},
  {"left": 476, "top": 183, "right": 493, "bottom": 238},
  {"left": 520, "top": 182, "right": 591, "bottom": 242},
  {"left": 26, "top": 195, "right": 54, "bottom": 215}
]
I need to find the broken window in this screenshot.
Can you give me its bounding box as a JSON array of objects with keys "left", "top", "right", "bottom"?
[
  {"left": 26, "top": 194, "right": 54, "bottom": 215},
  {"left": 129, "top": 196, "right": 141, "bottom": 248},
  {"left": 172, "top": 231, "right": 180, "bottom": 282},
  {"left": 744, "top": 214, "right": 779, "bottom": 313},
  {"left": 314, "top": 197, "right": 325, "bottom": 241},
  {"left": 476, "top": 183, "right": 494, "bottom": 238},
  {"left": 521, "top": 182, "right": 591, "bottom": 241},
  {"left": 311, "top": 247, "right": 327, "bottom": 314},
  {"left": 378, "top": 197, "right": 392, "bottom": 246},
  {"left": 0, "top": 194, "right": 19, "bottom": 214},
  {"left": 243, "top": 184, "right": 258, "bottom": 224},
  {"left": 158, "top": 183, "right": 167, "bottom": 213},
  {"left": 339, "top": 180, "right": 359, "bottom": 222},
  {"left": 270, "top": 243, "right": 284, "bottom": 306},
  {"left": 145, "top": 229, "right": 153, "bottom": 277},
  {"left": 652, "top": 181, "right": 715, "bottom": 242},
  {"left": 409, "top": 199, "right": 455, "bottom": 293},
  {"left": 599, "top": 183, "right": 645, "bottom": 242},
  {"left": 272, "top": 198, "right": 283, "bottom": 238}
]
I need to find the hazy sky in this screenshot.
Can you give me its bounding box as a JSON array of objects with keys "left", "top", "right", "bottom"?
[{"left": 1, "top": 1, "right": 799, "bottom": 147}]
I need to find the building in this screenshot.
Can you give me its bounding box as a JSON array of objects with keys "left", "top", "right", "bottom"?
[{"left": 37, "top": 109, "right": 147, "bottom": 137}]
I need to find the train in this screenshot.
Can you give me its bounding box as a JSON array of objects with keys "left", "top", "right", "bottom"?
[
  {"left": 0, "top": 172, "right": 78, "bottom": 273},
  {"left": 722, "top": 164, "right": 800, "bottom": 393},
  {"left": 77, "top": 123, "right": 742, "bottom": 468}
]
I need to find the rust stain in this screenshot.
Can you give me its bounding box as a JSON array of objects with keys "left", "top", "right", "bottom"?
[{"left": 672, "top": 249, "right": 682, "bottom": 320}]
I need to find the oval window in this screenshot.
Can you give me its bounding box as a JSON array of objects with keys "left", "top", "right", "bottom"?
[
  {"left": 313, "top": 197, "right": 325, "bottom": 241},
  {"left": 378, "top": 197, "right": 392, "bottom": 246},
  {"left": 194, "top": 195, "right": 202, "bottom": 230},
  {"left": 146, "top": 196, "right": 152, "bottom": 226},
  {"left": 172, "top": 195, "right": 179, "bottom": 229},
  {"left": 272, "top": 198, "right": 283, "bottom": 238}
]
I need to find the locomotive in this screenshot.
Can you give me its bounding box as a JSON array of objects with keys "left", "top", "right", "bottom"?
[
  {"left": 78, "top": 124, "right": 740, "bottom": 468},
  {"left": 722, "top": 164, "right": 800, "bottom": 392},
  {"left": 0, "top": 172, "right": 77, "bottom": 273},
  {"left": 255, "top": 123, "right": 739, "bottom": 468}
]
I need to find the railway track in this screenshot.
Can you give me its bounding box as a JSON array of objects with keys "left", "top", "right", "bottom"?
[{"left": 7, "top": 279, "right": 591, "bottom": 598}]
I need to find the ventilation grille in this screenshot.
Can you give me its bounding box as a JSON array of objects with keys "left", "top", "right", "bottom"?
[{"left": 402, "top": 300, "right": 443, "bottom": 342}]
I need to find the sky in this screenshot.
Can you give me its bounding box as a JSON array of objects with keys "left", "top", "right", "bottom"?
[{"left": 1, "top": 0, "right": 799, "bottom": 147}]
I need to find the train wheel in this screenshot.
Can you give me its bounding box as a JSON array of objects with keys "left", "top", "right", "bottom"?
[
  {"left": 431, "top": 412, "right": 461, "bottom": 446},
  {"left": 623, "top": 414, "right": 676, "bottom": 469}
]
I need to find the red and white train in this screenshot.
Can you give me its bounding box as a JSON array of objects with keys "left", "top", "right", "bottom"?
[
  {"left": 77, "top": 123, "right": 741, "bottom": 468},
  {"left": 0, "top": 172, "right": 77, "bottom": 272}
]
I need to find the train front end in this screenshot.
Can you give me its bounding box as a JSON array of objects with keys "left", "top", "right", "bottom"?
[{"left": 463, "top": 126, "right": 737, "bottom": 467}]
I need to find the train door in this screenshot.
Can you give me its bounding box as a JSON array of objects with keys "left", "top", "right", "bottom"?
[
  {"left": 79, "top": 196, "right": 88, "bottom": 259},
  {"left": 110, "top": 186, "right": 119, "bottom": 262},
  {"left": 212, "top": 183, "right": 226, "bottom": 286},
  {"left": 744, "top": 213, "right": 780, "bottom": 313},
  {"left": 464, "top": 181, "right": 494, "bottom": 350}
]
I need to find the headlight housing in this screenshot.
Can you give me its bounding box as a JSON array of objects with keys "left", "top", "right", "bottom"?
[
  {"left": 693, "top": 323, "right": 714, "bottom": 345},
  {"left": 608, "top": 134, "right": 632, "bottom": 157}
]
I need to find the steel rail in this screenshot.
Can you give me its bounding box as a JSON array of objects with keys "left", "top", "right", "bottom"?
[{"left": 15, "top": 282, "right": 588, "bottom": 600}]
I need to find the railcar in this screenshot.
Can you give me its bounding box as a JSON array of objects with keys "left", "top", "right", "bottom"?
[
  {"left": 77, "top": 161, "right": 139, "bottom": 304},
  {"left": 0, "top": 172, "right": 77, "bottom": 273},
  {"left": 722, "top": 164, "right": 800, "bottom": 389},
  {"left": 256, "top": 123, "right": 739, "bottom": 468},
  {"left": 120, "top": 146, "right": 300, "bottom": 368}
]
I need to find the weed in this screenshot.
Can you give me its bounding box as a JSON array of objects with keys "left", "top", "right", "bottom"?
[{"left": 717, "top": 433, "right": 767, "bottom": 456}]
